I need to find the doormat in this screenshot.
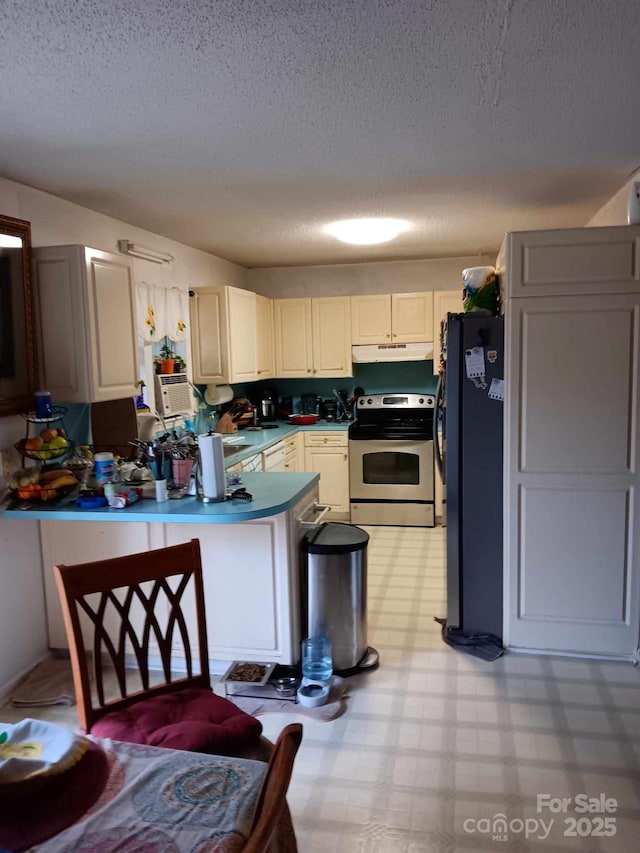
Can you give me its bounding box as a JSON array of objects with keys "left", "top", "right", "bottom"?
[
  {"left": 9, "top": 658, "right": 77, "bottom": 708},
  {"left": 226, "top": 676, "right": 348, "bottom": 721}
]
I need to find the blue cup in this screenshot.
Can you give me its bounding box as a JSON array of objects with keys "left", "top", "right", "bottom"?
[{"left": 34, "top": 391, "right": 53, "bottom": 419}]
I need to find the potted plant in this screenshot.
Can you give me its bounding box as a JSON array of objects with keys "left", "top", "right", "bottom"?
[{"left": 158, "top": 337, "right": 176, "bottom": 374}]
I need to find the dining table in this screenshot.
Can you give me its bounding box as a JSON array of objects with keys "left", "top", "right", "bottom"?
[{"left": 0, "top": 730, "right": 297, "bottom": 852}]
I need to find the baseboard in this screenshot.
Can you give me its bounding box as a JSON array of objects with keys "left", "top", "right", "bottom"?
[
  {"left": 508, "top": 646, "right": 637, "bottom": 663},
  {"left": 0, "top": 652, "right": 54, "bottom": 704}
]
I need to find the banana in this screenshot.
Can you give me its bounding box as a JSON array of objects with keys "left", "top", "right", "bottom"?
[
  {"left": 41, "top": 474, "right": 78, "bottom": 490},
  {"left": 40, "top": 468, "right": 74, "bottom": 483}
]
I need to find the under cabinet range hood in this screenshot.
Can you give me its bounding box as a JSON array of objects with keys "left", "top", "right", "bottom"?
[{"left": 351, "top": 342, "right": 434, "bottom": 363}]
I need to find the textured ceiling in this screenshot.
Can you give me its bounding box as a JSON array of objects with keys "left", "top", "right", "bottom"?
[{"left": 0, "top": 0, "right": 638, "bottom": 267}]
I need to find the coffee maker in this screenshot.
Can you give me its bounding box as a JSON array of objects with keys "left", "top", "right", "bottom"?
[{"left": 257, "top": 387, "right": 278, "bottom": 422}]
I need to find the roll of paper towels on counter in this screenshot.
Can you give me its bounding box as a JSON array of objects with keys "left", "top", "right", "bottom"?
[{"left": 197, "top": 433, "right": 226, "bottom": 502}]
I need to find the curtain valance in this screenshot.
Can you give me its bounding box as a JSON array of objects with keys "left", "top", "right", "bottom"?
[{"left": 136, "top": 282, "right": 190, "bottom": 343}]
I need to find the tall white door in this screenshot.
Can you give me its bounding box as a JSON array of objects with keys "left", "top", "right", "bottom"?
[{"left": 505, "top": 294, "right": 640, "bottom": 656}]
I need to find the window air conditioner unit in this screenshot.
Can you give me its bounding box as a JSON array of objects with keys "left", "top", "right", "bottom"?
[{"left": 154, "top": 373, "right": 192, "bottom": 417}]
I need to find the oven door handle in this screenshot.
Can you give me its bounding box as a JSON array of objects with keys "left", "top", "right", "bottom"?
[{"left": 433, "top": 372, "right": 444, "bottom": 482}]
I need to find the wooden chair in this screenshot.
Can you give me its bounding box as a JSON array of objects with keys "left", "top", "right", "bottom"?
[
  {"left": 243, "top": 723, "right": 303, "bottom": 853},
  {"left": 54, "top": 539, "right": 263, "bottom": 754}
]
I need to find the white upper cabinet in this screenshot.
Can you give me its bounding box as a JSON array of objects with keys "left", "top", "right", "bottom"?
[
  {"left": 225, "top": 286, "right": 257, "bottom": 383},
  {"left": 391, "top": 292, "right": 434, "bottom": 342},
  {"left": 350, "top": 294, "right": 392, "bottom": 344},
  {"left": 432, "top": 289, "right": 464, "bottom": 375},
  {"left": 189, "top": 287, "right": 228, "bottom": 384},
  {"left": 499, "top": 226, "right": 640, "bottom": 298},
  {"left": 275, "top": 297, "right": 352, "bottom": 378},
  {"left": 191, "top": 285, "right": 271, "bottom": 384},
  {"left": 351, "top": 292, "right": 434, "bottom": 344},
  {"left": 34, "top": 245, "right": 138, "bottom": 403},
  {"left": 255, "top": 293, "right": 275, "bottom": 379},
  {"left": 311, "top": 297, "right": 352, "bottom": 377},
  {"left": 274, "top": 298, "right": 313, "bottom": 377}
]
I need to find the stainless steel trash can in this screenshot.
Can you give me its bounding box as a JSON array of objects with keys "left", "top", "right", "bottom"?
[{"left": 303, "top": 522, "right": 370, "bottom": 673}]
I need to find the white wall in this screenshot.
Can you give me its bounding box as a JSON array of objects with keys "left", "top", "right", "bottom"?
[
  {"left": 587, "top": 170, "right": 640, "bottom": 227},
  {"left": 0, "top": 517, "right": 47, "bottom": 695},
  {"left": 0, "top": 175, "right": 247, "bottom": 692},
  {"left": 247, "top": 254, "right": 495, "bottom": 298}
]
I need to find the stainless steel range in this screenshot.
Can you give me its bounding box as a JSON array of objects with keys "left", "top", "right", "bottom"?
[{"left": 348, "top": 393, "right": 435, "bottom": 527}]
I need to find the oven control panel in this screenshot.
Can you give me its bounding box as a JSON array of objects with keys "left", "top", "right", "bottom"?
[{"left": 357, "top": 393, "right": 435, "bottom": 410}]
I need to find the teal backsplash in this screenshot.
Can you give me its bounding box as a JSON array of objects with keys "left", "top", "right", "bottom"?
[{"left": 228, "top": 360, "right": 437, "bottom": 410}]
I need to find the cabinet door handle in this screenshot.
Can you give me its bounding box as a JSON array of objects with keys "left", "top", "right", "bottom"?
[
  {"left": 343, "top": 454, "right": 347, "bottom": 461},
  {"left": 307, "top": 369, "right": 311, "bottom": 373},
  {"left": 386, "top": 333, "right": 391, "bottom": 338}
]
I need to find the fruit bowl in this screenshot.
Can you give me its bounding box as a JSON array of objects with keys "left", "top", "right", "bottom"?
[
  {"left": 14, "top": 482, "right": 78, "bottom": 503},
  {"left": 11, "top": 468, "right": 79, "bottom": 503},
  {"left": 15, "top": 438, "right": 75, "bottom": 461}
]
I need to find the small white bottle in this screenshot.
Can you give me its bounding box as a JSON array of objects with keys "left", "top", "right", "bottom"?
[{"left": 94, "top": 452, "right": 116, "bottom": 486}]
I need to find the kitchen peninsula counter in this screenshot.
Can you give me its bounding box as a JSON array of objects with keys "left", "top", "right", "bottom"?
[
  {"left": 4, "top": 471, "right": 322, "bottom": 667},
  {"left": 1, "top": 472, "right": 319, "bottom": 523}
]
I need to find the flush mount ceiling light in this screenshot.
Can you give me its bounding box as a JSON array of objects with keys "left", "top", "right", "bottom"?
[
  {"left": 117, "top": 240, "right": 174, "bottom": 265},
  {"left": 324, "top": 218, "right": 410, "bottom": 245}
]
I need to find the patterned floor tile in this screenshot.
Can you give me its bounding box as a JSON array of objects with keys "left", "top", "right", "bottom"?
[{"left": 4, "top": 523, "right": 640, "bottom": 852}]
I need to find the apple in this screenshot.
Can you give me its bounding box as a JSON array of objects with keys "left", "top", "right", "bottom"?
[
  {"left": 25, "top": 436, "right": 44, "bottom": 451},
  {"left": 49, "top": 436, "right": 69, "bottom": 451},
  {"left": 40, "top": 428, "right": 58, "bottom": 442}
]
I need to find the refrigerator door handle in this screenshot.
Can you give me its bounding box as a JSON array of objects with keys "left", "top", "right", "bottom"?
[{"left": 433, "top": 372, "right": 444, "bottom": 481}]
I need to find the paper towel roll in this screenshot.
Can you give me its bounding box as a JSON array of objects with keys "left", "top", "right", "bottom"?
[{"left": 197, "top": 433, "right": 226, "bottom": 502}]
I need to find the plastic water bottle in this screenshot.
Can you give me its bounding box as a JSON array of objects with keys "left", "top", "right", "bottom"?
[{"left": 301, "top": 635, "right": 333, "bottom": 684}]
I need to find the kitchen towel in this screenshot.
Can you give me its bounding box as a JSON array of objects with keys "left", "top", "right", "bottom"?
[
  {"left": 435, "top": 617, "right": 504, "bottom": 661},
  {"left": 197, "top": 432, "right": 225, "bottom": 501}
]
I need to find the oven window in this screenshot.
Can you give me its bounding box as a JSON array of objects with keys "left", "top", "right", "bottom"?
[{"left": 362, "top": 451, "right": 420, "bottom": 485}]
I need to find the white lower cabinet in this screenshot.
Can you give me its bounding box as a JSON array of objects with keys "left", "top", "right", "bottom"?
[
  {"left": 40, "top": 521, "right": 155, "bottom": 649},
  {"left": 165, "top": 520, "right": 289, "bottom": 663},
  {"left": 40, "top": 486, "right": 319, "bottom": 666},
  {"left": 303, "top": 432, "right": 350, "bottom": 520},
  {"left": 262, "top": 440, "right": 287, "bottom": 472},
  {"left": 284, "top": 432, "right": 304, "bottom": 472}
]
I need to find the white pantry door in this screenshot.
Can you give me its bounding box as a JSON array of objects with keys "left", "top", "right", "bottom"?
[{"left": 505, "top": 294, "right": 640, "bottom": 656}]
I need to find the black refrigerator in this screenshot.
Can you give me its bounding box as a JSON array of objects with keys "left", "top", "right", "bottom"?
[{"left": 434, "top": 313, "right": 504, "bottom": 640}]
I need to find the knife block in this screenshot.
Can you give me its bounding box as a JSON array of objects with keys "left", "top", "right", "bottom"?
[{"left": 214, "top": 412, "right": 238, "bottom": 434}]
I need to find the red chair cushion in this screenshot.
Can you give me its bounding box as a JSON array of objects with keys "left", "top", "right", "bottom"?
[{"left": 90, "top": 687, "right": 262, "bottom": 752}]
